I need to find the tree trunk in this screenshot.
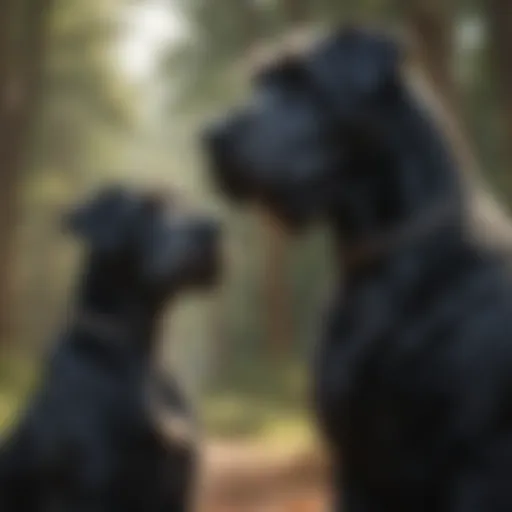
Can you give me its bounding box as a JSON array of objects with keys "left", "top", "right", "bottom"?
[
  {"left": 401, "top": 0, "right": 457, "bottom": 113},
  {"left": 0, "top": 0, "right": 50, "bottom": 345},
  {"left": 486, "top": 0, "right": 512, "bottom": 175},
  {"left": 259, "top": 209, "right": 292, "bottom": 358},
  {"left": 281, "top": 0, "right": 309, "bottom": 26}
]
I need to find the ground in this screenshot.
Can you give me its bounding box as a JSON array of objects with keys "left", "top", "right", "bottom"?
[{"left": 198, "top": 440, "right": 330, "bottom": 512}]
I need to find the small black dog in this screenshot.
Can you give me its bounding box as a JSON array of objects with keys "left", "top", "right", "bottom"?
[
  {"left": 205, "top": 27, "right": 512, "bottom": 511},
  {"left": 0, "top": 186, "right": 220, "bottom": 511}
]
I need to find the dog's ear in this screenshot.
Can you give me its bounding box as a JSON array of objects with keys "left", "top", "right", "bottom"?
[
  {"left": 63, "top": 186, "right": 136, "bottom": 253},
  {"left": 307, "top": 27, "right": 403, "bottom": 110}
]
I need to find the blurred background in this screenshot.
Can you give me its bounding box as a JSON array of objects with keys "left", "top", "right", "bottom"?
[{"left": 0, "top": 0, "right": 511, "bottom": 510}]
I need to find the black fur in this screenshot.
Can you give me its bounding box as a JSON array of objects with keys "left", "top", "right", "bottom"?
[
  {"left": 205, "top": 27, "right": 512, "bottom": 511},
  {"left": 0, "top": 186, "right": 220, "bottom": 511}
]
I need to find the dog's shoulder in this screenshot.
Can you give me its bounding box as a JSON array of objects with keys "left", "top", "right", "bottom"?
[{"left": 21, "top": 331, "right": 133, "bottom": 446}]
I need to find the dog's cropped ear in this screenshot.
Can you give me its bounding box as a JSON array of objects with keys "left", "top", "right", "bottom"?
[
  {"left": 63, "top": 185, "right": 135, "bottom": 253},
  {"left": 306, "top": 27, "right": 403, "bottom": 109}
]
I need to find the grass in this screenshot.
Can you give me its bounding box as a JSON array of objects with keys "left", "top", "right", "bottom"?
[
  {"left": 202, "top": 394, "right": 315, "bottom": 446},
  {"left": 201, "top": 354, "right": 317, "bottom": 449},
  {"left": 0, "top": 353, "right": 40, "bottom": 435}
]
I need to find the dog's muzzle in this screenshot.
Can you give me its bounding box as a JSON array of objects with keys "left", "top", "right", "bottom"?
[
  {"left": 202, "top": 117, "right": 252, "bottom": 201},
  {"left": 192, "top": 219, "right": 222, "bottom": 286}
]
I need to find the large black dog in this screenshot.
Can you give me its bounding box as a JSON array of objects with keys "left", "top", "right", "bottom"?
[
  {"left": 205, "top": 27, "right": 512, "bottom": 511},
  {"left": 0, "top": 186, "right": 220, "bottom": 511}
]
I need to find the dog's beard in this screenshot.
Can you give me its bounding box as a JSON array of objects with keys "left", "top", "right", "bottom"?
[
  {"left": 252, "top": 188, "right": 318, "bottom": 231},
  {"left": 181, "top": 245, "right": 222, "bottom": 291},
  {"left": 193, "top": 253, "right": 222, "bottom": 289}
]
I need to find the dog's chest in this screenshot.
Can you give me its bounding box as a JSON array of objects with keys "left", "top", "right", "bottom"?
[
  {"left": 108, "top": 372, "right": 196, "bottom": 456},
  {"left": 145, "top": 376, "right": 198, "bottom": 451},
  {"left": 313, "top": 288, "right": 388, "bottom": 443},
  {"left": 314, "top": 310, "right": 382, "bottom": 448},
  {"left": 313, "top": 294, "right": 436, "bottom": 486},
  {"left": 112, "top": 376, "right": 196, "bottom": 499}
]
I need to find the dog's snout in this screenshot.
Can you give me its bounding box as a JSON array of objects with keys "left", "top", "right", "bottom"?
[{"left": 196, "top": 220, "right": 220, "bottom": 245}]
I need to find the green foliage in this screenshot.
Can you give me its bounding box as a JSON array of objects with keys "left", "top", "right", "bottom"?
[
  {"left": 0, "top": 356, "right": 40, "bottom": 436},
  {"left": 163, "top": 0, "right": 262, "bottom": 110},
  {"left": 203, "top": 355, "right": 312, "bottom": 442},
  {"left": 162, "top": 0, "right": 398, "bottom": 109},
  {"left": 36, "top": 0, "right": 138, "bottom": 176}
]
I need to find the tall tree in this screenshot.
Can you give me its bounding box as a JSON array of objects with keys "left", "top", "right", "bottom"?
[
  {"left": 0, "top": 0, "right": 51, "bottom": 344},
  {"left": 399, "top": 0, "right": 457, "bottom": 112},
  {"left": 486, "top": 0, "right": 512, "bottom": 175},
  {"left": 41, "top": 0, "right": 134, "bottom": 176},
  {"left": 281, "top": 0, "right": 310, "bottom": 26}
]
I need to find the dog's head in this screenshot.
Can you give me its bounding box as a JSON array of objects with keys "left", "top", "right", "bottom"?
[
  {"left": 204, "top": 27, "right": 402, "bottom": 227},
  {"left": 64, "top": 186, "right": 221, "bottom": 297}
]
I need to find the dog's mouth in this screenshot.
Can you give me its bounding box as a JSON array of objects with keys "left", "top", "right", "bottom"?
[
  {"left": 210, "top": 164, "right": 317, "bottom": 231},
  {"left": 204, "top": 125, "right": 338, "bottom": 230},
  {"left": 205, "top": 141, "right": 250, "bottom": 203},
  {"left": 206, "top": 148, "right": 310, "bottom": 228},
  {"left": 251, "top": 192, "right": 307, "bottom": 231},
  {"left": 188, "top": 237, "right": 223, "bottom": 289}
]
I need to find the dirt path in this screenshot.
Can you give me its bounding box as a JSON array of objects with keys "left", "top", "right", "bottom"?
[{"left": 197, "top": 441, "right": 331, "bottom": 512}]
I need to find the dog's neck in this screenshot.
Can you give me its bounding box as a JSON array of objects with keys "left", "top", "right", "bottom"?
[
  {"left": 332, "top": 85, "right": 465, "bottom": 277},
  {"left": 74, "top": 255, "right": 166, "bottom": 354}
]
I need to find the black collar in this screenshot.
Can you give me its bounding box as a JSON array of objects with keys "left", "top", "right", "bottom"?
[{"left": 74, "top": 310, "right": 129, "bottom": 346}]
